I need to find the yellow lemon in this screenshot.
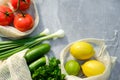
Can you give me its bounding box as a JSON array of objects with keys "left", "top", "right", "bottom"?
[
  {"left": 81, "top": 60, "right": 105, "bottom": 77},
  {"left": 70, "top": 41, "right": 95, "bottom": 60}
]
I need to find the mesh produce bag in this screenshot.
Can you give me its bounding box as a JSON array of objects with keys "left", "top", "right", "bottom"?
[
  {"left": 0, "top": 49, "right": 32, "bottom": 80},
  {"left": 60, "top": 38, "right": 117, "bottom": 80},
  {"left": 0, "top": 0, "right": 39, "bottom": 39}
]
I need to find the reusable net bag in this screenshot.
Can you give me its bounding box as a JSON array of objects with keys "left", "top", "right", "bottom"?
[
  {"left": 0, "top": 0, "right": 39, "bottom": 39},
  {"left": 60, "top": 38, "right": 117, "bottom": 80},
  {"left": 0, "top": 49, "right": 32, "bottom": 80}
]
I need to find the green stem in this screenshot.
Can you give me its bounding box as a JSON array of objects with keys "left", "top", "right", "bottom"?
[
  {"left": 24, "top": 0, "right": 28, "bottom": 4},
  {"left": 20, "top": 10, "right": 25, "bottom": 17},
  {"left": 0, "top": 30, "right": 64, "bottom": 60},
  {"left": 0, "top": 45, "right": 20, "bottom": 53},
  {"left": 23, "top": 30, "right": 64, "bottom": 47},
  {"left": 0, "top": 46, "right": 28, "bottom": 60},
  {"left": 8, "top": 0, "right": 21, "bottom": 15},
  {"left": 15, "top": 0, "right": 21, "bottom": 12},
  {"left": 0, "top": 44, "right": 20, "bottom": 48},
  {"left": 0, "top": 32, "right": 47, "bottom": 45},
  {"left": 0, "top": 34, "right": 52, "bottom": 59}
]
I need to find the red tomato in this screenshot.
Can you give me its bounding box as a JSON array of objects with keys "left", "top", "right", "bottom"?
[
  {"left": 14, "top": 13, "right": 34, "bottom": 32},
  {"left": 0, "top": 6, "right": 14, "bottom": 26},
  {"left": 11, "top": 0, "right": 31, "bottom": 11}
]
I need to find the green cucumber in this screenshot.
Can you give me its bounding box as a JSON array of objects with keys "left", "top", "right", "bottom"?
[
  {"left": 29, "top": 56, "right": 46, "bottom": 73},
  {"left": 25, "top": 43, "right": 50, "bottom": 64}
]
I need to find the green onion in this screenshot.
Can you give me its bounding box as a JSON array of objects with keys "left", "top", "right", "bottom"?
[
  {"left": 0, "top": 29, "right": 64, "bottom": 60},
  {"left": 0, "top": 28, "right": 50, "bottom": 45}
]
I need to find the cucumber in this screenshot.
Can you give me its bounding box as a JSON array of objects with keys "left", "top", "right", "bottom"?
[
  {"left": 25, "top": 43, "right": 50, "bottom": 64},
  {"left": 29, "top": 56, "right": 46, "bottom": 73}
]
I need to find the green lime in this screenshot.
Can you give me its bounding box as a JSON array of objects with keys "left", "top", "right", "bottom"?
[{"left": 65, "top": 60, "right": 80, "bottom": 75}]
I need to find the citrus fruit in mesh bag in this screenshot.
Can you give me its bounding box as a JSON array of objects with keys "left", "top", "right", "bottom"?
[
  {"left": 65, "top": 60, "right": 80, "bottom": 76},
  {"left": 81, "top": 60, "right": 105, "bottom": 77},
  {"left": 70, "top": 41, "right": 95, "bottom": 60}
]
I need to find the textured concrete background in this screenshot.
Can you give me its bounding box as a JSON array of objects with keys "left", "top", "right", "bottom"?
[{"left": 32, "top": 0, "right": 120, "bottom": 79}]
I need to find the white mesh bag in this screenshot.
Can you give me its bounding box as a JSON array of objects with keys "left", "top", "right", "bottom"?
[
  {"left": 0, "top": 0, "right": 39, "bottom": 39},
  {"left": 60, "top": 38, "right": 117, "bottom": 80},
  {"left": 0, "top": 49, "right": 32, "bottom": 80}
]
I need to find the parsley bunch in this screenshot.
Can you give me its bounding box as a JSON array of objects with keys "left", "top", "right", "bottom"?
[{"left": 32, "top": 57, "right": 65, "bottom": 80}]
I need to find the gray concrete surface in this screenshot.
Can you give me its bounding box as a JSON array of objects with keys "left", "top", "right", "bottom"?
[
  {"left": 32, "top": 0, "right": 120, "bottom": 80},
  {"left": 1, "top": 0, "right": 119, "bottom": 80}
]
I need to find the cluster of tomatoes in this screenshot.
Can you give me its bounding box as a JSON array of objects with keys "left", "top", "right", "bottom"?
[{"left": 0, "top": 0, "right": 34, "bottom": 32}]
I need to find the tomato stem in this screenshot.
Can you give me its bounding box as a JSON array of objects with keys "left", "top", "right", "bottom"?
[
  {"left": 0, "top": 11, "right": 10, "bottom": 16},
  {"left": 9, "top": 0, "right": 27, "bottom": 14},
  {"left": 8, "top": 0, "right": 20, "bottom": 14},
  {"left": 12, "top": 0, "right": 28, "bottom": 13},
  {"left": 14, "top": 0, "right": 21, "bottom": 12},
  {"left": 20, "top": 10, "right": 25, "bottom": 17},
  {"left": 9, "top": 0, "right": 29, "bottom": 14},
  {"left": 5, "top": 12, "right": 10, "bottom": 16},
  {"left": 24, "top": 0, "right": 28, "bottom": 4}
]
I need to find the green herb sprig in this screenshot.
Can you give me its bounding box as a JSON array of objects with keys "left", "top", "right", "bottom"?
[{"left": 32, "top": 57, "right": 65, "bottom": 80}]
